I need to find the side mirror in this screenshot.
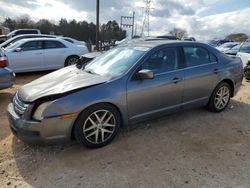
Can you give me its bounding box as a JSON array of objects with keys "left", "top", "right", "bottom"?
[
  {"left": 136, "top": 69, "right": 154, "bottom": 79},
  {"left": 15, "top": 48, "right": 22, "bottom": 52}
]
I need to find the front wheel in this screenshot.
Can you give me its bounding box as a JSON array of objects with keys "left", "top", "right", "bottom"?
[
  {"left": 207, "top": 82, "right": 231, "bottom": 112},
  {"left": 74, "top": 104, "right": 121, "bottom": 148}
]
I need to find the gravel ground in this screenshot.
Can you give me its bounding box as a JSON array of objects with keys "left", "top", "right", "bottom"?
[{"left": 0, "top": 72, "right": 250, "bottom": 188}]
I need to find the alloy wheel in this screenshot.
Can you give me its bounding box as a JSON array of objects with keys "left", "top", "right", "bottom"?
[
  {"left": 214, "top": 86, "right": 230, "bottom": 110},
  {"left": 67, "top": 57, "right": 78, "bottom": 66},
  {"left": 83, "top": 110, "right": 116, "bottom": 144}
]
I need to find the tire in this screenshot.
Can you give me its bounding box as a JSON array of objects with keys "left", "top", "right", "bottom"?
[
  {"left": 65, "top": 56, "right": 79, "bottom": 66},
  {"left": 74, "top": 104, "right": 121, "bottom": 148},
  {"left": 207, "top": 82, "right": 232, "bottom": 112}
]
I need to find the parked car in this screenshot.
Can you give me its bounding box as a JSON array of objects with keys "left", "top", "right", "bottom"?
[
  {"left": 7, "top": 41, "right": 243, "bottom": 148},
  {"left": 60, "top": 37, "right": 86, "bottom": 46},
  {"left": 216, "top": 42, "right": 239, "bottom": 52},
  {"left": 2, "top": 38, "right": 89, "bottom": 73},
  {"left": 0, "top": 34, "right": 56, "bottom": 49},
  {"left": 157, "top": 35, "right": 180, "bottom": 40},
  {"left": 225, "top": 44, "right": 242, "bottom": 55},
  {"left": 226, "top": 42, "right": 250, "bottom": 57},
  {"left": 238, "top": 52, "right": 250, "bottom": 67},
  {"left": 244, "top": 59, "right": 250, "bottom": 80},
  {"left": 0, "top": 50, "right": 15, "bottom": 89},
  {"left": 0, "top": 35, "right": 7, "bottom": 44},
  {"left": 7, "top": 29, "right": 41, "bottom": 39},
  {"left": 205, "top": 39, "right": 233, "bottom": 47}
]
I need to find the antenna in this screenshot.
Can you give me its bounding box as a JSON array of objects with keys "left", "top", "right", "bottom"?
[{"left": 141, "top": 0, "right": 152, "bottom": 37}]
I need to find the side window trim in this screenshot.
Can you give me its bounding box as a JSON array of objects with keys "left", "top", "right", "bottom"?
[
  {"left": 44, "top": 40, "right": 66, "bottom": 49},
  {"left": 141, "top": 46, "right": 181, "bottom": 76},
  {"left": 20, "top": 41, "right": 43, "bottom": 51},
  {"left": 182, "top": 46, "right": 216, "bottom": 68}
]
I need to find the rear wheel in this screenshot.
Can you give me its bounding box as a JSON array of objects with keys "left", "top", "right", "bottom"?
[
  {"left": 74, "top": 104, "right": 121, "bottom": 148},
  {"left": 207, "top": 82, "right": 231, "bottom": 112},
  {"left": 65, "top": 56, "right": 79, "bottom": 66}
]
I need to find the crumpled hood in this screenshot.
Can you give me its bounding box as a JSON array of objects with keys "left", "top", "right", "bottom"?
[{"left": 19, "top": 66, "right": 110, "bottom": 102}]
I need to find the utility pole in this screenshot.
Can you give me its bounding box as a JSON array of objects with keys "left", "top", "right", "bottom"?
[
  {"left": 96, "top": 0, "right": 100, "bottom": 51},
  {"left": 120, "top": 12, "right": 135, "bottom": 39}
]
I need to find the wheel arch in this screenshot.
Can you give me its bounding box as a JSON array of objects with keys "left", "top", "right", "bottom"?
[
  {"left": 71, "top": 102, "right": 124, "bottom": 140},
  {"left": 217, "top": 78, "right": 235, "bottom": 97},
  {"left": 64, "top": 55, "right": 80, "bottom": 66}
]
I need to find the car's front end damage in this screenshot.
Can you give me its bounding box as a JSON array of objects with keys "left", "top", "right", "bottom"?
[
  {"left": 7, "top": 92, "right": 78, "bottom": 144},
  {"left": 6, "top": 66, "right": 111, "bottom": 144}
]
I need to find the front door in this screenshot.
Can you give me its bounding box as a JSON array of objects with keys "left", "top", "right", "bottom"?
[
  {"left": 127, "top": 46, "right": 185, "bottom": 122},
  {"left": 9, "top": 40, "right": 44, "bottom": 72}
]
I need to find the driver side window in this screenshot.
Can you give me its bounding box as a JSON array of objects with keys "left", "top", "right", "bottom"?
[
  {"left": 142, "top": 47, "right": 179, "bottom": 74},
  {"left": 21, "top": 41, "right": 43, "bottom": 51}
]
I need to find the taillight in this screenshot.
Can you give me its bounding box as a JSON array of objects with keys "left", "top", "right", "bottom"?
[{"left": 0, "top": 57, "right": 8, "bottom": 67}]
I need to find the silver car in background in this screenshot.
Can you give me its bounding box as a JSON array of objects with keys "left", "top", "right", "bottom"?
[{"left": 7, "top": 41, "right": 243, "bottom": 148}]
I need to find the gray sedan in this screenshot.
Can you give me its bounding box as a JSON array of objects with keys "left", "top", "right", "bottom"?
[{"left": 7, "top": 41, "right": 243, "bottom": 148}]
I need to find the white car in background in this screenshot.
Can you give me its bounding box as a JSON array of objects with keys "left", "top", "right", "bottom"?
[
  {"left": 236, "top": 42, "right": 250, "bottom": 67},
  {"left": 2, "top": 38, "right": 89, "bottom": 73},
  {"left": 61, "top": 37, "right": 86, "bottom": 46},
  {"left": 216, "top": 42, "right": 239, "bottom": 53}
]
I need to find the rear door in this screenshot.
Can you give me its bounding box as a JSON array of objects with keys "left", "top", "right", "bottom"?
[
  {"left": 182, "top": 46, "right": 219, "bottom": 107},
  {"left": 43, "top": 40, "right": 67, "bottom": 69},
  {"left": 8, "top": 40, "right": 44, "bottom": 72}
]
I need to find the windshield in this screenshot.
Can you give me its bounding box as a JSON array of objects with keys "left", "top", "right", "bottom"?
[
  {"left": 205, "top": 40, "right": 217, "bottom": 46},
  {"left": 85, "top": 47, "right": 148, "bottom": 77},
  {"left": 4, "top": 40, "right": 22, "bottom": 50},
  {"left": 231, "top": 44, "right": 241, "bottom": 50},
  {"left": 220, "top": 43, "right": 237, "bottom": 48}
]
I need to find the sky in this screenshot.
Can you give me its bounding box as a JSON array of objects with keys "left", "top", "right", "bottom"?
[{"left": 0, "top": 0, "right": 250, "bottom": 40}]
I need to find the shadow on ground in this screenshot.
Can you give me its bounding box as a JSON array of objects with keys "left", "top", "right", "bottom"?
[
  {"left": 0, "top": 92, "right": 13, "bottom": 141},
  {"left": 9, "top": 99, "right": 250, "bottom": 187}
]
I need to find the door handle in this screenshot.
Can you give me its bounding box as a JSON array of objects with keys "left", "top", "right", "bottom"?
[
  {"left": 172, "top": 77, "right": 182, "bottom": 84},
  {"left": 35, "top": 52, "right": 43, "bottom": 55},
  {"left": 213, "top": 69, "right": 220, "bottom": 74}
]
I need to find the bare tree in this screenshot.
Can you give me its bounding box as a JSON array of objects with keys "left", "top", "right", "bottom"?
[{"left": 169, "top": 28, "right": 188, "bottom": 39}]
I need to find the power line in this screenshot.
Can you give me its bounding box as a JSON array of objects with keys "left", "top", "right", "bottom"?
[{"left": 141, "top": 0, "right": 152, "bottom": 37}]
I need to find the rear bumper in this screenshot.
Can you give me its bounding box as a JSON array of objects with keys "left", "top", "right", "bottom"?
[
  {"left": 0, "top": 67, "right": 15, "bottom": 90},
  {"left": 7, "top": 103, "right": 75, "bottom": 144}
]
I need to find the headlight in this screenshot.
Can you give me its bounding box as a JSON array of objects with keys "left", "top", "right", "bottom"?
[{"left": 33, "top": 101, "right": 51, "bottom": 121}]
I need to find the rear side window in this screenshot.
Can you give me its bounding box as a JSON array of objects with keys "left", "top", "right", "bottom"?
[
  {"left": 184, "top": 47, "right": 213, "bottom": 67},
  {"left": 44, "top": 41, "right": 66, "bottom": 49},
  {"left": 240, "top": 44, "right": 250, "bottom": 53},
  {"left": 21, "top": 41, "right": 43, "bottom": 51},
  {"left": 64, "top": 38, "right": 74, "bottom": 43}
]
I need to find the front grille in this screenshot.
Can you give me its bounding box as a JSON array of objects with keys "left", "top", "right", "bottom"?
[{"left": 13, "top": 92, "right": 29, "bottom": 116}]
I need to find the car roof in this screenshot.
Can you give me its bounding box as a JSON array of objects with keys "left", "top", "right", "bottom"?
[
  {"left": 19, "top": 37, "right": 65, "bottom": 42},
  {"left": 119, "top": 40, "right": 201, "bottom": 48},
  {"left": 12, "top": 34, "right": 55, "bottom": 38}
]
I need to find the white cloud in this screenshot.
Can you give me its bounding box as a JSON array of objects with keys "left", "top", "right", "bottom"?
[
  {"left": 0, "top": 0, "right": 249, "bottom": 40},
  {"left": 0, "top": 0, "right": 88, "bottom": 22}
]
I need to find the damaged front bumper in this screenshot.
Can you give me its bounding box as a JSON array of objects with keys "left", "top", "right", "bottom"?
[{"left": 7, "top": 103, "right": 76, "bottom": 144}]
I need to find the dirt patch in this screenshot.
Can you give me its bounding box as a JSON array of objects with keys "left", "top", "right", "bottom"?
[{"left": 1, "top": 72, "right": 250, "bottom": 188}]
